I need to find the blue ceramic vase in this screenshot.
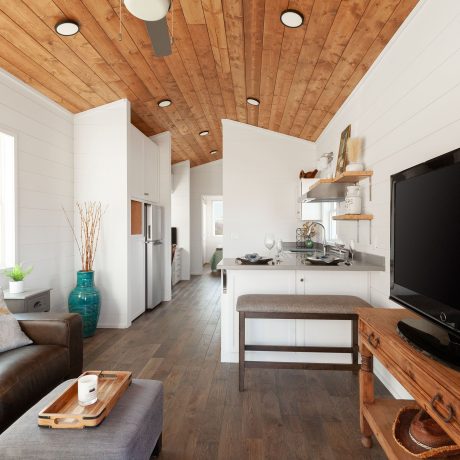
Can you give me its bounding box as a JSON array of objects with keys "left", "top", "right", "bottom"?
[{"left": 68, "top": 271, "right": 100, "bottom": 338}]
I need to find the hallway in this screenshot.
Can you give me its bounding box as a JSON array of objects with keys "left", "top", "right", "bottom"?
[{"left": 84, "top": 272, "right": 387, "bottom": 460}]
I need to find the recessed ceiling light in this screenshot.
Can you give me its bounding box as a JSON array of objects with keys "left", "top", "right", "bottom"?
[
  {"left": 246, "top": 97, "right": 260, "bottom": 106},
  {"left": 55, "top": 20, "right": 80, "bottom": 36},
  {"left": 199, "top": 130, "right": 209, "bottom": 136},
  {"left": 158, "top": 99, "right": 172, "bottom": 108},
  {"left": 280, "top": 9, "right": 304, "bottom": 28},
  {"left": 210, "top": 150, "right": 217, "bottom": 155}
]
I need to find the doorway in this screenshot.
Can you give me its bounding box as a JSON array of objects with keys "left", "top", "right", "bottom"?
[{"left": 201, "top": 195, "right": 223, "bottom": 269}]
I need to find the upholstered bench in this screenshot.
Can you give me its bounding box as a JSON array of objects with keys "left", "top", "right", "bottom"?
[
  {"left": 0, "top": 378, "right": 163, "bottom": 459},
  {"left": 237, "top": 294, "right": 371, "bottom": 391}
]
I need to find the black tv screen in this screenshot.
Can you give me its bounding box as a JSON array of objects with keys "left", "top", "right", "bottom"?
[{"left": 390, "top": 148, "right": 460, "bottom": 337}]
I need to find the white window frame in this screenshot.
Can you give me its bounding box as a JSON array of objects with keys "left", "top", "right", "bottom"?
[
  {"left": 0, "top": 126, "right": 18, "bottom": 269},
  {"left": 321, "top": 201, "right": 338, "bottom": 243}
]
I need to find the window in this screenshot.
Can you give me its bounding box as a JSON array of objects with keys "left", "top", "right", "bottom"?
[
  {"left": 0, "top": 131, "right": 16, "bottom": 268},
  {"left": 321, "top": 202, "right": 338, "bottom": 242},
  {"left": 212, "top": 200, "right": 223, "bottom": 236}
]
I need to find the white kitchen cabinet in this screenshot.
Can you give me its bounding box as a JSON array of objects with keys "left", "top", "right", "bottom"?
[
  {"left": 299, "top": 179, "right": 322, "bottom": 221},
  {"left": 129, "top": 126, "right": 145, "bottom": 200},
  {"left": 294, "top": 270, "right": 370, "bottom": 349},
  {"left": 129, "top": 125, "right": 160, "bottom": 203},
  {"left": 295, "top": 270, "right": 369, "bottom": 296},
  {"left": 143, "top": 138, "right": 160, "bottom": 203}
]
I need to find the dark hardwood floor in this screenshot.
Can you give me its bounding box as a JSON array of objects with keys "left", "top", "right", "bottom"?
[{"left": 84, "top": 269, "right": 389, "bottom": 459}]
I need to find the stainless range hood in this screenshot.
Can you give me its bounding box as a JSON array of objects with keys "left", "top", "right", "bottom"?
[{"left": 299, "top": 182, "right": 347, "bottom": 203}]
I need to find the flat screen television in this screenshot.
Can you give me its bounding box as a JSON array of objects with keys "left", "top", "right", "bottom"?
[{"left": 391, "top": 148, "right": 460, "bottom": 369}]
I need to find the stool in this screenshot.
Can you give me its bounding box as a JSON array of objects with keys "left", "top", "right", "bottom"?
[{"left": 237, "top": 294, "right": 371, "bottom": 391}]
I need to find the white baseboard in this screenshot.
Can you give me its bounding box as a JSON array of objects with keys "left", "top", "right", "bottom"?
[{"left": 97, "top": 321, "right": 131, "bottom": 329}]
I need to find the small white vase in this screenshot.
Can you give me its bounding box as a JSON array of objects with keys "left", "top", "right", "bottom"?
[
  {"left": 346, "top": 162, "right": 364, "bottom": 172},
  {"left": 9, "top": 281, "right": 24, "bottom": 294}
]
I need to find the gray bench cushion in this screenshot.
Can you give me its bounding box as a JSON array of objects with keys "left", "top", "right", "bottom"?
[
  {"left": 236, "top": 294, "right": 371, "bottom": 314},
  {"left": 0, "top": 379, "right": 163, "bottom": 460}
]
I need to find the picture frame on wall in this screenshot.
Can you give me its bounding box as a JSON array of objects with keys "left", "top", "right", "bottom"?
[{"left": 335, "top": 125, "right": 351, "bottom": 177}]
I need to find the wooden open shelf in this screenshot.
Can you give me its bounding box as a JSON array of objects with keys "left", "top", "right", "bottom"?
[
  {"left": 309, "top": 171, "right": 373, "bottom": 191},
  {"left": 363, "top": 399, "right": 418, "bottom": 460},
  {"left": 333, "top": 214, "right": 373, "bottom": 221}
]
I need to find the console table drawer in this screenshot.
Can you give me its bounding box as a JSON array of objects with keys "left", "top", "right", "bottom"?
[
  {"left": 359, "top": 321, "right": 385, "bottom": 354},
  {"left": 24, "top": 292, "right": 50, "bottom": 312},
  {"left": 360, "top": 318, "right": 460, "bottom": 441},
  {"left": 4, "top": 289, "right": 51, "bottom": 313}
]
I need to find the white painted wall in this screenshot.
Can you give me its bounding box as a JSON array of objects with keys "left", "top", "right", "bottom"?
[
  {"left": 0, "top": 69, "right": 74, "bottom": 310},
  {"left": 223, "top": 120, "right": 317, "bottom": 258},
  {"left": 190, "top": 160, "right": 223, "bottom": 275},
  {"left": 74, "top": 100, "right": 130, "bottom": 328},
  {"left": 171, "top": 160, "right": 190, "bottom": 280},
  {"left": 316, "top": 0, "right": 460, "bottom": 398},
  {"left": 151, "top": 132, "right": 172, "bottom": 301}
]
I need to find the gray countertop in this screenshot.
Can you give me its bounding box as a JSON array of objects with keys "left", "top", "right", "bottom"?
[{"left": 217, "top": 251, "right": 384, "bottom": 271}]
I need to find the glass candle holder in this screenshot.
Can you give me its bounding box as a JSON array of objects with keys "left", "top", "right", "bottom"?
[{"left": 78, "top": 374, "right": 98, "bottom": 406}]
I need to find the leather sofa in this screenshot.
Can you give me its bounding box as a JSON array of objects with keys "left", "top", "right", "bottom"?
[{"left": 0, "top": 313, "right": 83, "bottom": 433}]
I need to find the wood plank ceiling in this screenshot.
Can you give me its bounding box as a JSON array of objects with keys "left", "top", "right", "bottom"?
[{"left": 0, "top": 0, "right": 419, "bottom": 166}]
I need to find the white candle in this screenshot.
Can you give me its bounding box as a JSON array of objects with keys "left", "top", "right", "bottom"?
[{"left": 78, "top": 375, "right": 98, "bottom": 406}]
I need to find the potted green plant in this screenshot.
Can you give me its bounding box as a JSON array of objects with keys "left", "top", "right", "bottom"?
[{"left": 2, "top": 264, "right": 33, "bottom": 294}]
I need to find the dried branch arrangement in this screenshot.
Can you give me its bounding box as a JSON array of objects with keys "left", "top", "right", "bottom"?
[
  {"left": 63, "top": 202, "right": 105, "bottom": 272},
  {"left": 302, "top": 221, "right": 317, "bottom": 238}
]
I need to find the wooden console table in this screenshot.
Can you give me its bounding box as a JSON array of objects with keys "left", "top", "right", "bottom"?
[{"left": 358, "top": 308, "right": 460, "bottom": 459}]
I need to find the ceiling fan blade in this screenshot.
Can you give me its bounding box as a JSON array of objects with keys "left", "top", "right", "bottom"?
[{"left": 146, "top": 18, "right": 172, "bottom": 57}]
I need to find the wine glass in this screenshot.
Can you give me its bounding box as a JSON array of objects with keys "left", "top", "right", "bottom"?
[
  {"left": 264, "top": 233, "right": 275, "bottom": 257},
  {"left": 275, "top": 239, "right": 283, "bottom": 263}
]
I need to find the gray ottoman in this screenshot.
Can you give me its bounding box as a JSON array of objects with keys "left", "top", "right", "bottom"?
[{"left": 0, "top": 379, "right": 163, "bottom": 460}]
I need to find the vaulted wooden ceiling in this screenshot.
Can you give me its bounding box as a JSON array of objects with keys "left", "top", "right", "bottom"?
[{"left": 0, "top": 0, "right": 418, "bottom": 166}]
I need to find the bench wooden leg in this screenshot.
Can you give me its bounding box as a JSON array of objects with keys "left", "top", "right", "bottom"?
[
  {"left": 352, "top": 317, "right": 359, "bottom": 375},
  {"left": 239, "top": 312, "right": 245, "bottom": 392},
  {"left": 151, "top": 433, "right": 162, "bottom": 458}
]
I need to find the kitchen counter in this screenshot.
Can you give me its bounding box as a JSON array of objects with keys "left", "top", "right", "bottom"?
[
  {"left": 218, "top": 251, "right": 384, "bottom": 272},
  {"left": 219, "top": 249, "right": 385, "bottom": 364}
]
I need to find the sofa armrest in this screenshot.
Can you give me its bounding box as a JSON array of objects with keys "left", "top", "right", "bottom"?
[{"left": 14, "top": 313, "right": 83, "bottom": 378}]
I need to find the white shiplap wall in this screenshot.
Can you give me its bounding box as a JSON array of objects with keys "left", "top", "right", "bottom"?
[
  {"left": 0, "top": 69, "right": 74, "bottom": 310},
  {"left": 171, "top": 160, "right": 191, "bottom": 280},
  {"left": 316, "top": 0, "right": 460, "bottom": 397},
  {"left": 223, "top": 120, "right": 317, "bottom": 258}
]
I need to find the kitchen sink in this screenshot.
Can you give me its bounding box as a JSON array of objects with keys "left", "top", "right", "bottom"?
[
  {"left": 286, "top": 248, "right": 317, "bottom": 254},
  {"left": 305, "top": 255, "right": 345, "bottom": 266}
]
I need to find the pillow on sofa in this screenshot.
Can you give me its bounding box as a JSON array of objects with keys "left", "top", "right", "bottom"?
[{"left": 0, "top": 288, "right": 32, "bottom": 353}]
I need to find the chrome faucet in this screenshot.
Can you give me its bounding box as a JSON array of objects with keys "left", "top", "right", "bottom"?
[{"left": 312, "top": 222, "right": 327, "bottom": 256}]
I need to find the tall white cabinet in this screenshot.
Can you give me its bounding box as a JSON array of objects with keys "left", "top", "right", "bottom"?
[
  {"left": 74, "top": 99, "right": 163, "bottom": 329},
  {"left": 129, "top": 125, "right": 160, "bottom": 203}
]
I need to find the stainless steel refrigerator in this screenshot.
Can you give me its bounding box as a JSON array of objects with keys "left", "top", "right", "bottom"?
[{"left": 145, "top": 203, "right": 163, "bottom": 310}]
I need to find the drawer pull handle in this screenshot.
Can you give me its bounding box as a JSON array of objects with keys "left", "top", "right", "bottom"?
[
  {"left": 430, "top": 394, "right": 455, "bottom": 423},
  {"left": 367, "top": 333, "right": 380, "bottom": 348},
  {"left": 34, "top": 301, "right": 42, "bottom": 309}
]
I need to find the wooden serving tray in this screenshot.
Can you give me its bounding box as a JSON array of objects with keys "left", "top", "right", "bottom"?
[{"left": 38, "top": 370, "right": 132, "bottom": 429}]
